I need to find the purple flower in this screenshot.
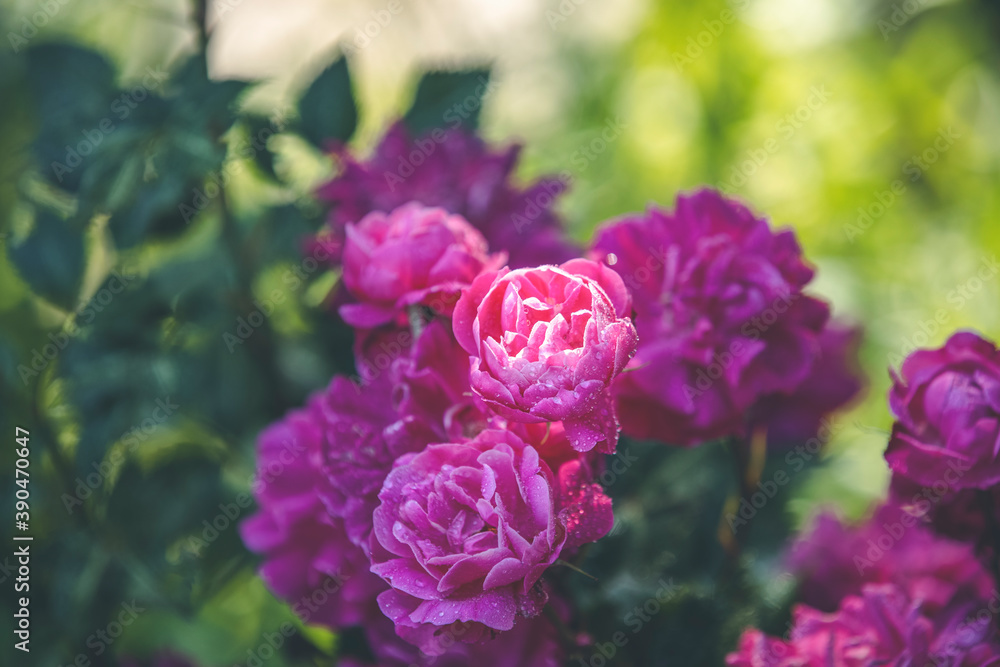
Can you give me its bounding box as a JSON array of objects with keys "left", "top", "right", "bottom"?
[
  {"left": 889, "top": 474, "right": 1000, "bottom": 545},
  {"left": 315, "top": 375, "right": 425, "bottom": 548},
  {"left": 753, "top": 323, "right": 865, "bottom": 446},
  {"left": 239, "top": 391, "right": 387, "bottom": 628},
  {"left": 390, "top": 319, "right": 496, "bottom": 444},
  {"left": 787, "top": 503, "right": 994, "bottom": 615},
  {"left": 339, "top": 203, "right": 504, "bottom": 328},
  {"left": 354, "top": 606, "right": 566, "bottom": 667},
  {"left": 591, "top": 188, "right": 835, "bottom": 446},
  {"left": 727, "top": 584, "right": 1000, "bottom": 667},
  {"left": 885, "top": 331, "right": 1000, "bottom": 489},
  {"left": 453, "top": 259, "right": 638, "bottom": 453},
  {"left": 316, "top": 122, "right": 578, "bottom": 268},
  {"left": 369, "top": 429, "right": 566, "bottom": 654}
]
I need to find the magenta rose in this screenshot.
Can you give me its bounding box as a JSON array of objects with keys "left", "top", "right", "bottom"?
[
  {"left": 885, "top": 331, "right": 1000, "bottom": 489},
  {"left": 338, "top": 203, "right": 503, "bottom": 328},
  {"left": 316, "top": 374, "right": 428, "bottom": 548},
  {"left": 787, "top": 503, "right": 993, "bottom": 615},
  {"left": 357, "top": 605, "right": 567, "bottom": 667},
  {"left": 591, "top": 189, "right": 835, "bottom": 446},
  {"left": 369, "top": 429, "right": 566, "bottom": 654},
  {"left": 890, "top": 474, "right": 1000, "bottom": 544},
  {"left": 390, "top": 320, "right": 495, "bottom": 444},
  {"left": 727, "top": 583, "right": 1000, "bottom": 667},
  {"left": 753, "top": 322, "right": 865, "bottom": 447},
  {"left": 453, "top": 259, "right": 638, "bottom": 453},
  {"left": 239, "top": 389, "right": 388, "bottom": 629},
  {"left": 316, "top": 121, "right": 578, "bottom": 269}
]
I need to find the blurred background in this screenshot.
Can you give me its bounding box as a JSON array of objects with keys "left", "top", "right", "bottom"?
[{"left": 1, "top": 0, "right": 999, "bottom": 665}]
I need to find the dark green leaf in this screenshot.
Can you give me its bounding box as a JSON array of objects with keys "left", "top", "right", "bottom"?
[
  {"left": 61, "top": 281, "right": 179, "bottom": 477},
  {"left": 242, "top": 115, "right": 280, "bottom": 180},
  {"left": 107, "top": 456, "right": 223, "bottom": 560},
  {"left": 68, "top": 55, "right": 247, "bottom": 248},
  {"left": 255, "top": 203, "right": 321, "bottom": 265},
  {"left": 297, "top": 57, "right": 358, "bottom": 147},
  {"left": 25, "top": 44, "right": 117, "bottom": 192},
  {"left": 170, "top": 54, "right": 248, "bottom": 133},
  {"left": 7, "top": 209, "right": 84, "bottom": 309},
  {"left": 403, "top": 69, "right": 492, "bottom": 134}
]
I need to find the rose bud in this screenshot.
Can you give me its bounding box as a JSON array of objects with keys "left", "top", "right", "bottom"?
[
  {"left": 885, "top": 330, "right": 1000, "bottom": 490},
  {"left": 339, "top": 202, "right": 505, "bottom": 328}
]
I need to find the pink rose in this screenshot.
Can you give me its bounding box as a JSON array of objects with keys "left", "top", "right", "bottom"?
[
  {"left": 369, "top": 429, "right": 565, "bottom": 654},
  {"left": 339, "top": 203, "right": 504, "bottom": 328},
  {"left": 453, "top": 259, "right": 638, "bottom": 453}
]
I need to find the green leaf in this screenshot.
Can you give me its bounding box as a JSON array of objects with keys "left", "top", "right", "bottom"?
[
  {"left": 256, "top": 203, "right": 321, "bottom": 265},
  {"left": 60, "top": 281, "right": 178, "bottom": 478},
  {"left": 70, "top": 54, "right": 247, "bottom": 249},
  {"left": 403, "top": 69, "right": 492, "bottom": 134},
  {"left": 7, "top": 209, "right": 85, "bottom": 309},
  {"left": 25, "top": 44, "right": 117, "bottom": 192},
  {"left": 242, "top": 115, "right": 281, "bottom": 180},
  {"left": 107, "top": 456, "right": 223, "bottom": 560},
  {"left": 297, "top": 57, "right": 358, "bottom": 148},
  {"left": 169, "top": 54, "right": 248, "bottom": 133}
]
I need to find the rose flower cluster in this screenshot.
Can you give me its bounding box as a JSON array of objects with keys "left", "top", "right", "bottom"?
[
  {"left": 728, "top": 331, "right": 1000, "bottom": 665},
  {"left": 241, "top": 122, "right": 867, "bottom": 665}
]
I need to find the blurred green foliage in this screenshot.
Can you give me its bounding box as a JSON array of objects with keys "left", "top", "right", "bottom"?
[{"left": 1, "top": 0, "right": 999, "bottom": 665}]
